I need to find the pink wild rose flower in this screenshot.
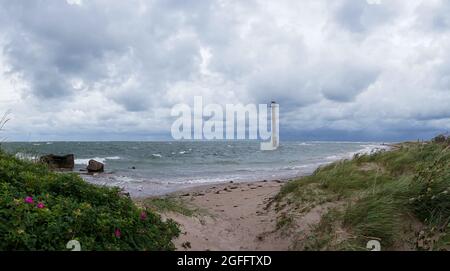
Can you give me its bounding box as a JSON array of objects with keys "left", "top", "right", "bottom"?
[
  {"left": 24, "top": 197, "right": 34, "bottom": 204},
  {"left": 140, "top": 211, "right": 147, "bottom": 221},
  {"left": 37, "top": 202, "right": 45, "bottom": 209},
  {"left": 115, "top": 229, "right": 121, "bottom": 238}
]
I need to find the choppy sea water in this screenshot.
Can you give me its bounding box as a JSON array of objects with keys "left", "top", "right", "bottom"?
[{"left": 2, "top": 141, "right": 390, "bottom": 197}]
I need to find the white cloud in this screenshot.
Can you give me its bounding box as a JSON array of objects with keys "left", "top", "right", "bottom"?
[
  {"left": 0, "top": 0, "right": 449, "bottom": 141},
  {"left": 66, "top": 0, "right": 83, "bottom": 6}
]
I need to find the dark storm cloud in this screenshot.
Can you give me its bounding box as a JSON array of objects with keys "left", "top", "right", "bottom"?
[
  {"left": 321, "top": 65, "right": 379, "bottom": 102},
  {"left": 0, "top": 0, "right": 449, "bottom": 141},
  {"left": 0, "top": 0, "right": 202, "bottom": 106},
  {"left": 1, "top": 1, "right": 126, "bottom": 98}
]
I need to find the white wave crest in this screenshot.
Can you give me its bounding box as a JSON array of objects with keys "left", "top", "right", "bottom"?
[{"left": 75, "top": 156, "right": 121, "bottom": 165}]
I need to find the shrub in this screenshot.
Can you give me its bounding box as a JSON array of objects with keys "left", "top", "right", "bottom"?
[
  {"left": 432, "top": 134, "right": 447, "bottom": 144},
  {"left": 0, "top": 151, "right": 180, "bottom": 251}
]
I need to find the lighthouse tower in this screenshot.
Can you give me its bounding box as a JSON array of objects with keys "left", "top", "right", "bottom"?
[{"left": 260, "top": 101, "right": 279, "bottom": 151}]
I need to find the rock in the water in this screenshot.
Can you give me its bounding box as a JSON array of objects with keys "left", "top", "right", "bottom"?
[
  {"left": 40, "top": 154, "right": 74, "bottom": 170},
  {"left": 87, "top": 159, "right": 104, "bottom": 173}
]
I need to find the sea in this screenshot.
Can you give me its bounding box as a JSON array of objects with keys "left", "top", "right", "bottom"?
[{"left": 1, "top": 141, "right": 390, "bottom": 197}]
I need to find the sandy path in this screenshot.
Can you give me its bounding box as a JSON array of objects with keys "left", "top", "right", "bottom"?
[{"left": 163, "top": 180, "right": 293, "bottom": 251}]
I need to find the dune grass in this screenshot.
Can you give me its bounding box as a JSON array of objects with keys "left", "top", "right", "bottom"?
[
  {"left": 141, "top": 197, "right": 199, "bottom": 217},
  {"left": 276, "top": 136, "right": 450, "bottom": 251}
]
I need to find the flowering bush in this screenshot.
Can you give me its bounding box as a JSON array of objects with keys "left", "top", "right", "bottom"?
[{"left": 0, "top": 151, "right": 180, "bottom": 251}]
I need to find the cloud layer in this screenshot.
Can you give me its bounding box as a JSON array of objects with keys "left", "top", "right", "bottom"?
[{"left": 0, "top": 0, "right": 449, "bottom": 141}]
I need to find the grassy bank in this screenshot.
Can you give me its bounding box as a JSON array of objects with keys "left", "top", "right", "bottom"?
[
  {"left": 0, "top": 150, "right": 180, "bottom": 251},
  {"left": 275, "top": 136, "right": 450, "bottom": 251},
  {"left": 138, "top": 197, "right": 200, "bottom": 217}
]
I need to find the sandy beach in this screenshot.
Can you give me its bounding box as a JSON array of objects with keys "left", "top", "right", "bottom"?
[{"left": 154, "top": 180, "right": 290, "bottom": 251}]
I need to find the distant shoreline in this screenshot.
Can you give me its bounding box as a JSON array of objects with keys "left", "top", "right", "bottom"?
[
  {"left": 117, "top": 143, "right": 393, "bottom": 198},
  {"left": 2, "top": 141, "right": 392, "bottom": 198}
]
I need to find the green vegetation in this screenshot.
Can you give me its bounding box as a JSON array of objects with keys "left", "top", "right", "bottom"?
[
  {"left": 141, "top": 197, "right": 199, "bottom": 217},
  {"left": 0, "top": 150, "right": 180, "bottom": 251},
  {"left": 275, "top": 136, "right": 450, "bottom": 251}
]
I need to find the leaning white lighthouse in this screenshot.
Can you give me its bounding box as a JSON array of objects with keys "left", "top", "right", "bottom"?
[
  {"left": 260, "top": 101, "right": 279, "bottom": 151},
  {"left": 271, "top": 101, "right": 279, "bottom": 149}
]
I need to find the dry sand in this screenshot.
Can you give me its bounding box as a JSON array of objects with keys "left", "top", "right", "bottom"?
[{"left": 159, "top": 180, "right": 293, "bottom": 251}]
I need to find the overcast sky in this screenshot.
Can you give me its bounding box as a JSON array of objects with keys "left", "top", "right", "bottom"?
[{"left": 0, "top": 0, "right": 449, "bottom": 141}]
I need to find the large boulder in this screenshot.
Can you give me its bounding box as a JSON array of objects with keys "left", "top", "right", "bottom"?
[
  {"left": 87, "top": 159, "right": 104, "bottom": 173},
  {"left": 40, "top": 154, "right": 75, "bottom": 170}
]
